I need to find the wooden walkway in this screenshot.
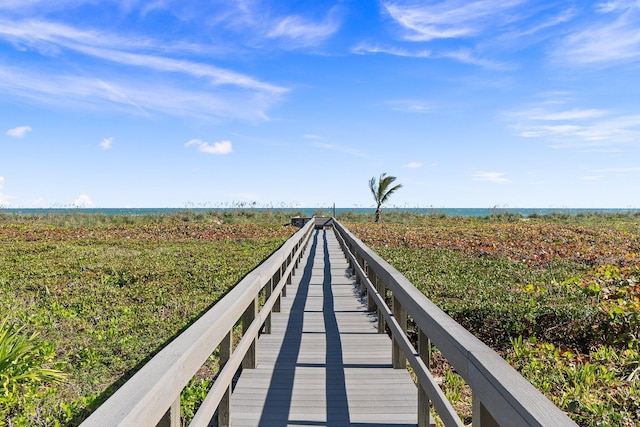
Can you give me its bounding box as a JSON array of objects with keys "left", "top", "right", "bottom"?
[{"left": 230, "top": 228, "right": 418, "bottom": 427}]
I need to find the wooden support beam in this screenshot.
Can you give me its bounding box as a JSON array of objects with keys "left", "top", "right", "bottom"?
[
  {"left": 264, "top": 277, "right": 273, "bottom": 334},
  {"left": 157, "top": 397, "right": 180, "bottom": 427},
  {"left": 418, "top": 329, "right": 436, "bottom": 427},
  {"left": 473, "top": 394, "right": 500, "bottom": 427},
  {"left": 242, "top": 297, "right": 258, "bottom": 369},
  {"left": 377, "top": 280, "right": 386, "bottom": 334},
  {"left": 218, "top": 332, "right": 232, "bottom": 427},
  {"left": 392, "top": 294, "right": 407, "bottom": 369},
  {"left": 367, "top": 269, "right": 377, "bottom": 312}
]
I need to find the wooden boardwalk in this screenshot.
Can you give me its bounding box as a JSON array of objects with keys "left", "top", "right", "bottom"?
[{"left": 230, "top": 228, "right": 418, "bottom": 427}]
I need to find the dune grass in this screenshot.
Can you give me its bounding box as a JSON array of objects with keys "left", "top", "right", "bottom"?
[{"left": 1, "top": 210, "right": 638, "bottom": 426}]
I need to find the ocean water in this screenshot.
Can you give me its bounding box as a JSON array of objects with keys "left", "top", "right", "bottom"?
[{"left": 1, "top": 207, "right": 638, "bottom": 217}]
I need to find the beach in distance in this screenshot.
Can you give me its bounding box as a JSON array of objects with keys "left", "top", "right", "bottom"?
[{"left": 3, "top": 207, "right": 640, "bottom": 217}]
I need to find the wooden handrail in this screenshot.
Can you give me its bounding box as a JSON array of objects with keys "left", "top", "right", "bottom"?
[
  {"left": 79, "top": 216, "right": 578, "bottom": 427},
  {"left": 79, "top": 219, "right": 315, "bottom": 427},
  {"left": 332, "top": 219, "right": 578, "bottom": 427}
]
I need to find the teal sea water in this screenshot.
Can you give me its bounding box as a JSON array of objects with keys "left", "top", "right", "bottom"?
[{"left": 2, "top": 207, "right": 638, "bottom": 217}]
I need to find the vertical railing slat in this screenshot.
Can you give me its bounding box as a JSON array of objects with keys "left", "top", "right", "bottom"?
[
  {"left": 473, "top": 394, "right": 500, "bottom": 427},
  {"left": 392, "top": 294, "right": 407, "bottom": 369},
  {"left": 242, "top": 296, "right": 258, "bottom": 369},
  {"left": 418, "top": 329, "right": 435, "bottom": 427},
  {"left": 377, "top": 278, "right": 386, "bottom": 334},
  {"left": 367, "top": 269, "right": 377, "bottom": 312},
  {"left": 157, "top": 397, "right": 180, "bottom": 427},
  {"left": 218, "top": 332, "right": 232, "bottom": 427}
]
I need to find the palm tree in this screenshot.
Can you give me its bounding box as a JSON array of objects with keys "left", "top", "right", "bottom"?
[{"left": 369, "top": 173, "right": 402, "bottom": 222}]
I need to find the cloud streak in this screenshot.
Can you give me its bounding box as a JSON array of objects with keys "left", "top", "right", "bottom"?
[
  {"left": 0, "top": 65, "right": 279, "bottom": 121},
  {"left": 473, "top": 171, "right": 510, "bottom": 183},
  {"left": 185, "top": 139, "right": 233, "bottom": 155},
  {"left": 387, "top": 99, "right": 432, "bottom": 113},
  {"left": 73, "top": 194, "right": 94, "bottom": 207},
  {"left": 351, "top": 43, "right": 431, "bottom": 58},
  {"left": 267, "top": 11, "right": 340, "bottom": 47},
  {"left": 6, "top": 125, "right": 32, "bottom": 137},
  {"left": 556, "top": 2, "right": 640, "bottom": 65},
  {"left": 100, "top": 137, "right": 113, "bottom": 150},
  {"left": 0, "top": 19, "right": 287, "bottom": 94},
  {"left": 509, "top": 103, "right": 640, "bottom": 149},
  {"left": 0, "top": 19, "right": 287, "bottom": 120},
  {"left": 383, "top": 0, "right": 526, "bottom": 42}
]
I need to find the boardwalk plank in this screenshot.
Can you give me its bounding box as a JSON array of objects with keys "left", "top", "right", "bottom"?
[{"left": 230, "top": 229, "right": 418, "bottom": 427}]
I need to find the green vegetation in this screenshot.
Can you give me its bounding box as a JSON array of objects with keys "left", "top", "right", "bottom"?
[
  {"left": 347, "top": 215, "right": 640, "bottom": 426},
  {"left": 0, "top": 212, "right": 294, "bottom": 426},
  {"left": 0, "top": 319, "right": 66, "bottom": 422},
  {"left": 2, "top": 210, "right": 639, "bottom": 426}
]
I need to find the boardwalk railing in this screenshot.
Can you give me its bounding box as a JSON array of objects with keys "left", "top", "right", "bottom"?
[
  {"left": 79, "top": 219, "right": 316, "bottom": 427},
  {"left": 80, "top": 217, "right": 577, "bottom": 427},
  {"left": 332, "top": 219, "right": 577, "bottom": 427}
]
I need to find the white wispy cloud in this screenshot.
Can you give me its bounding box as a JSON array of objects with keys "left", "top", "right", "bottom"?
[
  {"left": 0, "top": 20, "right": 286, "bottom": 94},
  {"left": 509, "top": 107, "right": 640, "bottom": 148},
  {"left": 73, "top": 194, "right": 94, "bottom": 207},
  {"left": 351, "top": 43, "right": 431, "bottom": 58},
  {"left": 267, "top": 11, "right": 340, "bottom": 47},
  {"left": 439, "top": 48, "right": 508, "bottom": 69},
  {"left": 556, "top": 2, "right": 640, "bottom": 65},
  {"left": 0, "top": 65, "right": 278, "bottom": 120},
  {"left": 100, "top": 137, "right": 114, "bottom": 150},
  {"left": 0, "top": 19, "right": 287, "bottom": 120},
  {"left": 383, "top": 0, "right": 525, "bottom": 42},
  {"left": 472, "top": 171, "right": 510, "bottom": 183},
  {"left": 514, "top": 108, "right": 609, "bottom": 121},
  {"left": 387, "top": 100, "right": 432, "bottom": 113},
  {"left": 506, "top": 7, "right": 577, "bottom": 39},
  {"left": 185, "top": 139, "right": 233, "bottom": 155},
  {"left": 0, "top": 0, "right": 77, "bottom": 11},
  {"left": 312, "top": 141, "right": 365, "bottom": 157},
  {"left": 6, "top": 125, "right": 32, "bottom": 137},
  {"left": 583, "top": 166, "right": 640, "bottom": 181},
  {"left": 352, "top": 43, "right": 504, "bottom": 68},
  {"left": 594, "top": 167, "right": 640, "bottom": 173},
  {"left": 407, "top": 162, "right": 423, "bottom": 168}
]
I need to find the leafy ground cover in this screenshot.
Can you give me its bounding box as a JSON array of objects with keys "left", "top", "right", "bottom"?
[
  {"left": 346, "top": 215, "right": 640, "bottom": 426},
  {"left": 0, "top": 212, "right": 294, "bottom": 426},
  {"left": 3, "top": 210, "right": 639, "bottom": 426}
]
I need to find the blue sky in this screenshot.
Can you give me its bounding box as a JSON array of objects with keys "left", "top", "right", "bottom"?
[{"left": 1, "top": 0, "right": 639, "bottom": 209}]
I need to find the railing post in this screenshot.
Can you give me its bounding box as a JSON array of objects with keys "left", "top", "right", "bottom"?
[
  {"left": 242, "top": 296, "right": 258, "bottom": 369},
  {"left": 157, "top": 397, "right": 180, "bottom": 427},
  {"left": 367, "top": 268, "right": 377, "bottom": 312},
  {"left": 377, "top": 280, "right": 386, "bottom": 334},
  {"left": 264, "top": 276, "right": 273, "bottom": 334},
  {"left": 218, "top": 331, "right": 232, "bottom": 427},
  {"left": 473, "top": 393, "right": 499, "bottom": 427},
  {"left": 273, "top": 269, "right": 281, "bottom": 313},
  {"left": 418, "top": 329, "right": 435, "bottom": 427},
  {"left": 392, "top": 294, "right": 407, "bottom": 369},
  {"left": 360, "top": 261, "right": 368, "bottom": 295},
  {"left": 279, "top": 266, "right": 286, "bottom": 298}
]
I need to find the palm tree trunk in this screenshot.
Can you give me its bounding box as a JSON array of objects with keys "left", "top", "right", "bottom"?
[{"left": 374, "top": 206, "right": 381, "bottom": 222}]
